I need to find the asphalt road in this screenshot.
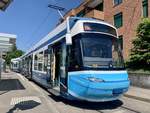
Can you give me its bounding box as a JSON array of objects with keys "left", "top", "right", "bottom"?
[{"left": 0, "top": 72, "right": 150, "bottom": 113}]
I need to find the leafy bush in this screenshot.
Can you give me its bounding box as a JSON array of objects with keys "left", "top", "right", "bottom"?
[
  {"left": 4, "top": 45, "right": 24, "bottom": 65},
  {"left": 127, "top": 18, "right": 150, "bottom": 70}
]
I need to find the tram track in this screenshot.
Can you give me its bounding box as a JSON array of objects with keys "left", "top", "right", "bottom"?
[
  {"left": 96, "top": 105, "right": 141, "bottom": 113},
  {"left": 120, "top": 106, "right": 141, "bottom": 113}
]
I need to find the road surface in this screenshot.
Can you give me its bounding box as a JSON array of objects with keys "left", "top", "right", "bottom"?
[{"left": 0, "top": 72, "right": 150, "bottom": 113}]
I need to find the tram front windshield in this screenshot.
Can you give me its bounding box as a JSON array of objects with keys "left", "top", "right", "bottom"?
[{"left": 80, "top": 33, "right": 124, "bottom": 69}]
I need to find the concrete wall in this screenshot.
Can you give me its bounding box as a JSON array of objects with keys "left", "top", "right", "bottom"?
[{"left": 129, "top": 72, "right": 150, "bottom": 89}]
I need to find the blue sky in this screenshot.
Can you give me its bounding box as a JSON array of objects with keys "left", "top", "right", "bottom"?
[{"left": 0, "top": 0, "right": 83, "bottom": 52}]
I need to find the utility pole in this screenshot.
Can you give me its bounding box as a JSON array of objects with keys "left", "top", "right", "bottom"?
[{"left": 48, "top": 4, "right": 66, "bottom": 20}]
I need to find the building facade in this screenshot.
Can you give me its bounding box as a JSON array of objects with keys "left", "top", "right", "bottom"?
[
  {"left": 104, "top": 0, "right": 150, "bottom": 59},
  {"left": 63, "top": 0, "right": 149, "bottom": 60},
  {"left": 0, "top": 33, "right": 16, "bottom": 57},
  {"left": 64, "top": 0, "right": 104, "bottom": 21}
]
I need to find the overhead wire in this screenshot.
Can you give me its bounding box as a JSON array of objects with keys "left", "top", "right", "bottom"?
[{"left": 25, "top": 11, "right": 51, "bottom": 51}]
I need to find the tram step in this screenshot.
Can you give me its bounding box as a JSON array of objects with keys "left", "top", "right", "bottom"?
[{"left": 47, "top": 88, "right": 60, "bottom": 96}]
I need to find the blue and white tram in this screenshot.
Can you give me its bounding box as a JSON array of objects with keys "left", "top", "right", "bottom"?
[
  {"left": 11, "top": 57, "right": 21, "bottom": 72},
  {"left": 21, "top": 17, "right": 130, "bottom": 102}
]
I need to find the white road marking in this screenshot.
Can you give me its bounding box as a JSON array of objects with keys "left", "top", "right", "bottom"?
[
  {"left": 15, "top": 73, "right": 60, "bottom": 113},
  {"left": 10, "top": 96, "right": 41, "bottom": 105}
]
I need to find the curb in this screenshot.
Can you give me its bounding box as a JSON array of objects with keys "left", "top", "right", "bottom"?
[{"left": 124, "top": 94, "right": 150, "bottom": 103}]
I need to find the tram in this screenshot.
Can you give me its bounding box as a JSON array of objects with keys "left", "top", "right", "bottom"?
[
  {"left": 17, "top": 17, "right": 130, "bottom": 102},
  {"left": 11, "top": 57, "right": 21, "bottom": 72}
]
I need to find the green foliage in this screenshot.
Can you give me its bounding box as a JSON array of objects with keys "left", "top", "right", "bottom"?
[
  {"left": 4, "top": 45, "right": 24, "bottom": 65},
  {"left": 127, "top": 18, "right": 150, "bottom": 70}
]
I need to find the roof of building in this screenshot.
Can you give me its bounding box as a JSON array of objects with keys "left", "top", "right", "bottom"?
[{"left": 0, "top": 33, "right": 17, "bottom": 39}]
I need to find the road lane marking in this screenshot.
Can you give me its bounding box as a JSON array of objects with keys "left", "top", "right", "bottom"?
[{"left": 10, "top": 96, "right": 41, "bottom": 105}]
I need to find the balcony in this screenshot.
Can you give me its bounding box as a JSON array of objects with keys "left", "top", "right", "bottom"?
[
  {"left": 85, "top": 0, "right": 103, "bottom": 8},
  {"left": 84, "top": 9, "right": 104, "bottom": 20}
]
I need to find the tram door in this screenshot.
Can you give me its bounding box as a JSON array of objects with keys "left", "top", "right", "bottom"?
[
  {"left": 28, "top": 55, "right": 32, "bottom": 79},
  {"left": 49, "top": 43, "right": 67, "bottom": 93}
]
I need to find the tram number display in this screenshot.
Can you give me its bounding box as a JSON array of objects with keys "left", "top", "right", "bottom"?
[{"left": 83, "top": 22, "right": 117, "bottom": 36}]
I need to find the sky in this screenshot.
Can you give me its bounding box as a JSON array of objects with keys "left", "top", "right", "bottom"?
[{"left": 0, "top": 0, "right": 83, "bottom": 52}]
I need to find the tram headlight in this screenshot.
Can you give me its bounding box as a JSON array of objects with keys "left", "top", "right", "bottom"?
[{"left": 88, "top": 77, "right": 104, "bottom": 82}]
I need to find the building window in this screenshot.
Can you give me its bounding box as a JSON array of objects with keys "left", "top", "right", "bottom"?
[
  {"left": 143, "top": 0, "right": 148, "bottom": 17},
  {"left": 114, "top": 0, "right": 122, "bottom": 6},
  {"left": 76, "top": 9, "right": 86, "bottom": 17},
  {"left": 118, "top": 35, "right": 123, "bottom": 50},
  {"left": 95, "top": 3, "right": 103, "bottom": 11},
  {"left": 114, "top": 12, "right": 123, "bottom": 28}
]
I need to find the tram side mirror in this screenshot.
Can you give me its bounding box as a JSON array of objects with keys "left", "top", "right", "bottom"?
[{"left": 66, "top": 33, "right": 72, "bottom": 45}]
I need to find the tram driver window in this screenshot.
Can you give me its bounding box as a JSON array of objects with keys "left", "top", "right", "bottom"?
[{"left": 68, "top": 39, "right": 82, "bottom": 71}]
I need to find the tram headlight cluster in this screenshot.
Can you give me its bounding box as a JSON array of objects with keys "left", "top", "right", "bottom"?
[{"left": 87, "top": 77, "right": 104, "bottom": 82}]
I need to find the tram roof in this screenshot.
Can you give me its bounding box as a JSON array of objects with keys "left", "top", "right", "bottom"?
[
  {"left": 11, "top": 57, "right": 21, "bottom": 62},
  {"left": 22, "top": 17, "right": 116, "bottom": 58}
]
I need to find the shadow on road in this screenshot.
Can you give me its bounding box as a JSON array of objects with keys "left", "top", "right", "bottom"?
[
  {"left": 0, "top": 79, "right": 25, "bottom": 92},
  {"left": 7, "top": 100, "right": 41, "bottom": 113},
  {"left": 49, "top": 95, "right": 123, "bottom": 110}
]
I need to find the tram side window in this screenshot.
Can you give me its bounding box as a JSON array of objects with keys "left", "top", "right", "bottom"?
[
  {"left": 34, "top": 54, "right": 38, "bottom": 70},
  {"left": 68, "top": 39, "right": 82, "bottom": 71},
  {"left": 14, "top": 63, "right": 17, "bottom": 68},
  {"left": 44, "top": 49, "right": 48, "bottom": 72},
  {"left": 38, "top": 51, "right": 44, "bottom": 71}
]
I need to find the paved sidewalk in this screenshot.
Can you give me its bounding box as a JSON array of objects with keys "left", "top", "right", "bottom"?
[
  {"left": 124, "top": 86, "right": 150, "bottom": 103},
  {"left": 0, "top": 71, "right": 58, "bottom": 113}
]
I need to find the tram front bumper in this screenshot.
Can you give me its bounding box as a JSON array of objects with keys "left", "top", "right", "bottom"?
[
  {"left": 68, "top": 80, "right": 129, "bottom": 102},
  {"left": 68, "top": 71, "right": 130, "bottom": 102}
]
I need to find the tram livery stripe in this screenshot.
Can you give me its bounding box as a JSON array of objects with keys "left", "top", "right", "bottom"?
[
  {"left": 68, "top": 70, "right": 127, "bottom": 75},
  {"left": 27, "top": 29, "right": 67, "bottom": 56}
]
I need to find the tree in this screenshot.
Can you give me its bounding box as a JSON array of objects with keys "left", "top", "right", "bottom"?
[
  {"left": 4, "top": 45, "right": 24, "bottom": 65},
  {"left": 127, "top": 18, "right": 150, "bottom": 70}
]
